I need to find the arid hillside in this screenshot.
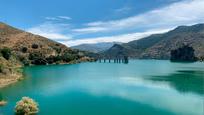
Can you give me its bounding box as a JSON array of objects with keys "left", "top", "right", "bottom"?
[
  {"left": 0, "top": 22, "right": 95, "bottom": 87},
  {"left": 0, "top": 22, "right": 95, "bottom": 65}
]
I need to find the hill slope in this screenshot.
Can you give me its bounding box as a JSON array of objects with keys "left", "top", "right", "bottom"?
[
  {"left": 0, "top": 22, "right": 94, "bottom": 65},
  {"left": 102, "top": 24, "right": 204, "bottom": 59},
  {"left": 0, "top": 22, "right": 95, "bottom": 87}
]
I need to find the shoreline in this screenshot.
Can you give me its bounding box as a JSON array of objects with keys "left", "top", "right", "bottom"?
[
  {"left": 0, "top": 72, "right": 23, "bottom": 88},
  {"left": 0, "top": 59, "right": 96, "bottom": 88}
]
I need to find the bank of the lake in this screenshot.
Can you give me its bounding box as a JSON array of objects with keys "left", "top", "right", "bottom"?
[
  {"left": 0, "top": 56, "right": 95, "bottom": 89},
  {"left": 0, "top": 73, "right": 22, "bottom": 88},
  {"left": 0, "top": 55, "right": 23, "bottom": 88}
]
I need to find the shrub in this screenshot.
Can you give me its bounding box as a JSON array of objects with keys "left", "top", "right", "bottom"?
[
  {"left": 15, "top": 97, "right": 39, "bottom": 115},
  {"left": 55, "top": 43, "right": 60, "bottom": 46},
  {"left": 46, "top": 56, "right": 57, "bottom": 64},
  {"left": 21, "top": 47, "right": 28, "bottom": 53},
  {"left": 31, "top": 44, "right": 38, "bottom": 49},
  {"left": 61, "top": 53, "right": 77, "bottom": 62},
  {"left": 31, "top": 58, "right": 47, "bottom": 65},
  {"left": 55, "top": 48, "right": 61, "bottom": 54},
  {"left": 1, "top": 48, "right": 11, "bottom": 60},
  {"left": 0, "top": 64, "right": 3, "bottom": 73},
  {"left": 29, "top": 52, "right": 42, "bottom": 60},
  {"left": 21, "top": 59, "right": 30, "bottom": 66}
]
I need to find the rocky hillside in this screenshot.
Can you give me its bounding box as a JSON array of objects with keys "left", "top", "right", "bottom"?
[
  {"left": 102, "top": 24, "right": 204, "bottom": 59},
  {"left": 0, "top": 22, "right": 95, "bottom": 87},
  {"left": 0, "top": 22, "right": 95, "bottom": 65}
]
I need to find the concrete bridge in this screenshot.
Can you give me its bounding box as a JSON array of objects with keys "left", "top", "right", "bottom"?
[{"left": 97, "top": 56, "right": 129, "bottom": 64}]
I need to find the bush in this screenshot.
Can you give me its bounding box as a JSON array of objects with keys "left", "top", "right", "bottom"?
[
  {"left": 29, "top": 52, "right": 42, "bottom": 60},
  {"left": 31, "top": 58, "right": 47, "bottom": 65},
  {"left": 62, "top": 53, "right": 77, "bottom": 62},
  {"left": 55, "top": 48, "right": 61, "bottom": 54},
  {"left": 0, "top": 64, "right": 3, "bottom": 73},
  {"left": 32, "top": 44, "right": 38, "bottom": 49},
  {"left": 21, "top": 47, "right": 28, "bottom": 53},
  {"left": 46, "top": 55, "right": 59, "bottom": 64},
  {"left": 1, "top": 48, "right": 11, "bottom": 60},
  {"left": 28, "top": 52, "right": 47, "bottom": 65},
  {"left": 22, "top": 60, "right": 30, "bottom": 66},
  {"left": 15, "top": 97, "right": 39, "bottom": 115}
]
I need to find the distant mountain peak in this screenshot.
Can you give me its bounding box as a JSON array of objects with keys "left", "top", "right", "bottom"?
[
  {"left": 171, "top": 23, "right": 204, "bottom": 33},
  {"left": 71, "top": 42, "right": 122, "bottom": 53}
]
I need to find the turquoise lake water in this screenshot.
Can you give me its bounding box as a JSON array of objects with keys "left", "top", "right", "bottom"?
[{"left": 0, "top": 60, "right": 204, "bottom": 115}]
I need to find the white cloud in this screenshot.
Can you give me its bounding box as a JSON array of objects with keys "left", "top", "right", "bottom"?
[
  {"left": 57, "top": 16, "right": 72, "bottom": 20},
  {"left": 72, "top": 0, "right": 204, "bottom": 33},
  {"left": 64, "top": 28, "right": 171, "bottom": 46},
  {"left": 114, "top": 6, "right": 132, "bottom": 14},
  {"left": 72, "top": 27, "right": 107, "bottom": 33},
  {"left": 45, "top": 16, "right": 72, "bottom": 21},
  {"left": 27, "top": 0, "right": 204, "bottom": 46},
  {"left": 27, "top": 22, "right": 72, "bottom": 40},
  {"left": 45, "top": 17, "right": 60, "bottom": 21}
]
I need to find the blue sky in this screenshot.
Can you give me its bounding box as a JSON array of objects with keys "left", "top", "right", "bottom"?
[{"left": 0, "top": 0, "right": 204, "bottom": 46}]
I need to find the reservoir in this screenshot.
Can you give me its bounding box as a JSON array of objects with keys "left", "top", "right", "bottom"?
[{"left": 0, "top": 60, "right": 204, "bottom": 115}]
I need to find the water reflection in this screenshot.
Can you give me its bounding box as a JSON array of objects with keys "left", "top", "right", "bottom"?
[
  {"left": 0, "top": 93, "right": 3, "bottom": 101},
  {"left": 146, "top": 70, "right": 204, "bottom": 95}
]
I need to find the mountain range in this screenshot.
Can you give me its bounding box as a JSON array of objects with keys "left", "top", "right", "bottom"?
[
  {"left": 101, "top": 24, "right": 204, "bottom": 59},
  {"left": 71, "top": 42, "right": 122, "bottom": 53}
]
